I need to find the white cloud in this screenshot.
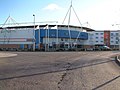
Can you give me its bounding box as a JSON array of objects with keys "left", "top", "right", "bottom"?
[{"left": 43, "top": 3, "right": 63, "bottom": 11}]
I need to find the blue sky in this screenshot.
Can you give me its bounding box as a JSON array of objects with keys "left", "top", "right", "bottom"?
[{"left": 1, "top": 0, "right": 120, "bottom": 30}]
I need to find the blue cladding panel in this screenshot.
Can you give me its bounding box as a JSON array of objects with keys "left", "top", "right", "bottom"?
[
  {"left": 20, "top": 44, "right": 24, "bottom": 49},
  {"left": 70, "top": 31, "right": 79, "bottom": 38},
  {"left": 36, "top": 29, "right": 88, "bottom": 44},
  {"left": 35, "top": 30, "right": 39, "bottom": 44},
  {"left": 40, "top": 29, "right": 57, "bottom": 38},
  {"left": 49, "top": 29, "right": 57, "bottom": 38},
  {"left": 40, "top": 29, "right": 46, "bottom": 37},
  {"left": 40, "top": 38, "right": 43, "bottom": 43},
  {"left": 58, "top": 30, "right": 70, "bottom": 38},
  {"left": 40, "top": 29, "right": 70, "bottom": 38},
  {"left": 35, "top": 45, "right": 39, "bottom": 49}
]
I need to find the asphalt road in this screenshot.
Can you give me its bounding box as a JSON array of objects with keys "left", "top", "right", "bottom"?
[{"left": 0, "top": 51, "right": 120, "bottom": 90}]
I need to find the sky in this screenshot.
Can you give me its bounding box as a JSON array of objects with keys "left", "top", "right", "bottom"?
[{"left": 1, "top": 0, "right": 120, "bottom": 30}]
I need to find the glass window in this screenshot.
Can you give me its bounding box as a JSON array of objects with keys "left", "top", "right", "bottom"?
[
  {"left": 100, "top": 33, "right": 103, "bottom": 35},
  {"left": 96, "top": 41, "right": 98, "bottom": 42},
  {"left": 96, "top": 37, "right": 98, "bottom": 39},
  {"left": 116, "top": 37, "right": 119, "bottom": 40},
  {"left": 116, "top": 33, "right": 119, "bottom": 36},
  {"left": 111, "top": 33, "right": 114, "bottom": 36},
  {"left": 111, "top": 37, "right": 113, "bottom": 39},
  {"left": 116, "top": 41, "right": 118, "bottom": 44}
]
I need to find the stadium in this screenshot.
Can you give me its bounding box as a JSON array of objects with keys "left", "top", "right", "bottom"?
[{"left": 0, "top": 23, "right": 93, "bottom": 51}]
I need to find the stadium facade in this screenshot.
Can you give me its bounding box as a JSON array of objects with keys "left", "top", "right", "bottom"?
[
  {"left": 0, "top": 24, "right": 91, "bottom": 51},
  {"left": 87, "top": 30, "right": 120, "bottom": 50}
]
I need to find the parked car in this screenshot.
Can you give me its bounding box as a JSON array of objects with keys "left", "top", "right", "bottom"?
[
  {"left": 100, "top": 46, "right": 111, "bottom": 51},
  {"left": 95, "top": 44, "right": 111, "bottom": 51}
]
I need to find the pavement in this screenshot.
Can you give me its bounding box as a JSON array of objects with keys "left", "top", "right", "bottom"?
[
  {"left": 0, "top": 51, "right": 120, "bottom": 90},
  {"left": 0, "top": 52, "right": 17, "bottom": 57}
]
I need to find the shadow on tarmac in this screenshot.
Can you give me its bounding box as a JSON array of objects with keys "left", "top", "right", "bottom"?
[
  {"left": 0, "top": 59, "right": 115, "bottom": 81},
  {"left": 92, "top": 75, "right": 120, "bottom": 90}
]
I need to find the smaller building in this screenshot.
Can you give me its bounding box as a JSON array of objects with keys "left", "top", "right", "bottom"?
[
  {"left": 0, "top": 24, "right": 92, "bottom": 51},
  {"left": 86, "top": 30, "right": 120, "bottom": 50}
]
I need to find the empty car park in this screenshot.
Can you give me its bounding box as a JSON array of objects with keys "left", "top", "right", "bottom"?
[{"left": 0, "top": 51, "right": 120, "bottom": 90}]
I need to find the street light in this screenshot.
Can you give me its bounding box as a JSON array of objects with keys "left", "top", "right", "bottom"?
[{"left": 33, "top": 14, "right": 35, "bottom": 51}]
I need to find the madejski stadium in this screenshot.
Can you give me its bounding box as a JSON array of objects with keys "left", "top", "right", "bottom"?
[{"left": 0, "top": 24, "right": 93, "bottom": 51}]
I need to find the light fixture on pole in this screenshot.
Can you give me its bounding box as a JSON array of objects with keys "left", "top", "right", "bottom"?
[{"left": 33, "top": 14, "right": 35, "bottom": 51}]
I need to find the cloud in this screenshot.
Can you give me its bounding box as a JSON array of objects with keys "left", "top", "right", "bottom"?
[{"left": 43, "top": 3, "right": 63, "bottom": 11}]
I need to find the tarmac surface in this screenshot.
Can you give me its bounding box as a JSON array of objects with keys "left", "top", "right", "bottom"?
[{"left": 0, "top": 51, "right": 120, "bottom": 90}]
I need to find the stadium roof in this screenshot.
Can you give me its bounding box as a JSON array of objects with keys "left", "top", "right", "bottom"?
[{"left": 0, "top": 24, "right": 95, "bottom": 31}]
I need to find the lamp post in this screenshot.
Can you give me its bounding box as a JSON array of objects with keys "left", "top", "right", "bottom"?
[{"left": 33, "top": 14, "right": 35, "bottom": 51}]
